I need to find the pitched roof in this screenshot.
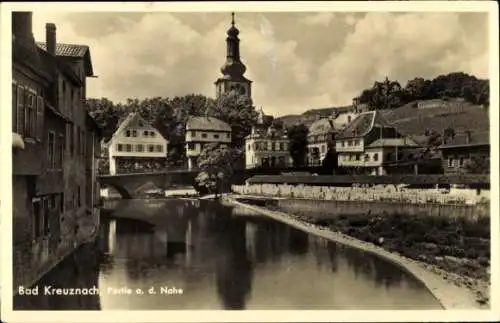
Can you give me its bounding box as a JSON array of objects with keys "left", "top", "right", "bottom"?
[
  {"left": 110, "top": 112, "right": 167, "bottom": 142},
  {"left": 336, "top": 110, "right": 389, "bottom": 139},
  {"left": 36, "top": 42, "right": 94, "bottom": 76},
  {"left": 366, "top": 138, "right": 419, "bottom": 148},
  {"left": 186, "top": 116, "right": 231, "bottom": 132},
  {"left": 36, "top": 42, "right": 88, "bottom": 58},
  {"left": 439, "top": 130, "right": 490, "bottom": 148}
]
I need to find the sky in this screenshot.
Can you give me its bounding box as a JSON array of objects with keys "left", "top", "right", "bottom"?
[{"left": 31, "top": 11, "right": 489, "bottom": 117}]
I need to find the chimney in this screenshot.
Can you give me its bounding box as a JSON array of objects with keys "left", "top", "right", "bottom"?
[
  {"left": 12, "top": 12, "right": 33, "bottom": 41},
  {"left": 46, "top": 23, "right": 56, "bottom": 56}
]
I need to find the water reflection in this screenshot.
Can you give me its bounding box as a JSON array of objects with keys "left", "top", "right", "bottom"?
[{"left": 14, "top": 199, "right": 442, "bottom": 310}]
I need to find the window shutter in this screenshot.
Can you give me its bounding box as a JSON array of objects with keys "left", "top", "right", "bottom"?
[
  {"left": 16, "top": 86, "right": 25, "bottom": 135},
  {"left": 36, "top": 96, "right": 44, "bottom": 141}
]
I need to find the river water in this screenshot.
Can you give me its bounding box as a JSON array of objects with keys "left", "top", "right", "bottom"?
[{"left": 14, "top": 199, "right": 442, "bottom": 310}]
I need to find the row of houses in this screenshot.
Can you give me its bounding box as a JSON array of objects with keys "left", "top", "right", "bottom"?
[
  {"left": 102, "top": 101, "right": 490, "bottom": 176},
  {"left": 12, "top": 12, "right": 102, "bottom": 291}
]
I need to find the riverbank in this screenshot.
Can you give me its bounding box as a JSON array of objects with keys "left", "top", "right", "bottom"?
[{"left": 225, "top": 195, "right": 490, "bottom": 309}]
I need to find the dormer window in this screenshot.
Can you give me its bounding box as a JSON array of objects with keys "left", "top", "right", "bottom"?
[
  {"left": 126, "top": 130, "right": 131, "bottom": 137},
  {"left": 143, "top": 131, "right": 149, "bottom": 137}
]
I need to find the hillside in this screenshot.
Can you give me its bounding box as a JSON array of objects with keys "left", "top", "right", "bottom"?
[
  {"left": 380, "top": 100, "right": 490, "bottom": 139},
  {"left": 277, "top": 105, "right": 354, "bottom": 128}
]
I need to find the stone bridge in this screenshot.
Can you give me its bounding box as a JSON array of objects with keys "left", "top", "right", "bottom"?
[{"left": 99, "top": 169, "right": 201, "bottom": 199}]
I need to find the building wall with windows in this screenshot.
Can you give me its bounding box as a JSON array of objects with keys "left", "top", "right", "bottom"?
[
  {"left": 439, "top": 131, "right": 490, "bottom": 174},
  {"left": 185, "top": 116, "right": 232, "bottom": 170},
  {"left": 245, "top": 126, "right": 292, "bottom": 169},
  {"left": 12, "top": 13, "right": 101, "bottom": 292},
  {"left": 107, "top": 112, "right": 168, "bottom": 175}
]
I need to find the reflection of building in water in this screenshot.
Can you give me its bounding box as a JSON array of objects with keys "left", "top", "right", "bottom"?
[
  {"left": 215, "top": 217, "right": 253, "bottom": 309},
  {"left": 108, "top": 219, "right": 117, "bottom": 255},
  {"left": 245, "top": 222, "right": 258, "bottom": 261}
]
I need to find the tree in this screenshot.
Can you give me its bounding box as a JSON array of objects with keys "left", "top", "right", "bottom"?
[
  {"left": 287, "top": 124, "right": 309, "bottom": 167},
  {"left": 194, "top": 143, "right": 243, "bottom": 196},
  {"left": 321, "top": 133, "right": 339, "bottom": 174},
  {"left": 207, "top": 91, "right": 259, "bottom": 147},
  {"left": 464, "top": 156, "right": 490, "bottom": 174}
]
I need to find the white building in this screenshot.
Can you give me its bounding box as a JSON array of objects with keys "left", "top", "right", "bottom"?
[
  {"left": 107, "top": 112, "right": 169, "bottom": 175},
  {"left": 185, "top": 116, "right": 232, "bottom": 170},
  {"left": 245, "top": 109, "right": 292, "bottom": 169},
  {"left": 307, "top": 111, "right": 359, "bottom": 166},
  {"left": 335, "top": 110, "right": 420, "bottom": 175}
]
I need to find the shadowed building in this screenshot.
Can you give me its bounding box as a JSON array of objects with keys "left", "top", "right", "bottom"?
[
  {"left": 106, "top": 112, "right": 169, "bottom": 175},
  {"left": 439, "top": 130, "right": 490, "bottom": 174},
  {"left": 214, "top": 12, "right": 252, "bottom": 100},
  {"left": 12, "top": 11, "right": 101, "bottom": 292}
]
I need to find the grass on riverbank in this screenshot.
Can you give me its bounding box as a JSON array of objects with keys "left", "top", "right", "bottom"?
[{"left": 237, "top": 198, "right": 491, "bottom": 305}]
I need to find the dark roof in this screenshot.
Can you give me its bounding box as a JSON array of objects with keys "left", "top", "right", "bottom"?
[
  {"left": 36, "top": 42, "right": 88, "bottom": 58},
  {"left": 366, "top": 138, "right": 419, "bottom": 148},
  {"left": 336, "top": 110, "right": 390, "bottom": 139},
  {"left": 439, "top": 131, "right": 490, "bottom": 149},
  {"left": 36, "top": 42, "right": 94, "bottom": 76}
]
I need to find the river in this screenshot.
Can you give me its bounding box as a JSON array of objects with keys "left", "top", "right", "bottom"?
[{"left": 14, "top": 198, "right": 442, "bottom": 310}]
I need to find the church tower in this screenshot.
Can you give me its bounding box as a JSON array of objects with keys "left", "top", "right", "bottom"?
[{"left": 214, "top": 12, "right": 252, "bottom": 100}]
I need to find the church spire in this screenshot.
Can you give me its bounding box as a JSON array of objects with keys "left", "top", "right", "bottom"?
[
  {"left": 221, "top": 12, "right": 246, "bottom": 77},
  {"left": 214, "top": 12, "right": 252, "bottom": 100}
]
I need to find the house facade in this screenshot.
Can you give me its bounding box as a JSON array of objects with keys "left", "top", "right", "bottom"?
[
  {"left": 439, "top": 130, "right": 490, "bottom": 174},
  {"left": 307, "top": 117, "right": 335, "bottom": 167},
  {"left": 245, "top": 120, "right": 292, "bottom": 169},
  {"left": 12, "top": 12, "right": 101, "bottom": 292},
  {"left": 185, "top": 116, "right": 232, "bottom": 170},
  {"left": 335, "top": 111, "right": 420, "bottom": 175},
  {"left": 107, "top": 112, "right": 169, "bottom": 175}
]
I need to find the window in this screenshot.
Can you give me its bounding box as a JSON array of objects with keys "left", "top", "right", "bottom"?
[
  {"left": 136, "top": 144, "right": 144, "bottom": 152},
  {"left": 148, "top": 144, "right": 155, "bottom": 152},
  {"left": 33, "top": 199, "right": 41, "bottom": 238},
  {"left": 36, "top": 96, "right": 44, "bottom": 141},
  {"left": 459, "top": 157, "right": 464, "bottom": 167},
  {"left": 226, "top": 133, "right": 230, "bottom": 139},
  {"left": 77, "top": 186, "right": 81, "bottom": 208},
  {"left": 117, "top": 144, "right": 123, "bottom": 152},
  {"left": 125, "top": 144, "right": 132, "bottom": 152},
  {"left": 57, "top": 134, "right": 64, "bottom": 168},
  {"left": 247, "top": 144, "right": 251, "bottom": 151},
  {"left": 25, "top": 91, "right": 36, "bottom": 139},
  {"left": 70, "top": 125, "right": 75, "bottom": 156},
  {"left": 126, "top": 130, "right": 131, "bottom": 137},
  {"left": 373, "top": 153, "right": 379, "bottom": 161},
  {"left": 365, "top": 154, "right": 370, "bottom": 161},
  {"left": 280, "top": 142, "right": 284, "bottom": 151},
  {"left": 214, "top": 134, "right": 219, "bottom": 139},
  {"left": 321, "top": 145, "right": 326, "bottom": 153},
  {"left": 138, "top": 121, "right": 144, "bottom": 127},
  {"left": 191, "top": 131, "right": 196, "bottom": 137},
  {"left": 132, "top": 130, "right": 137, "bottom": 137},
  {"left": 143, "top": 131, "right": 149, "bottom": 137},
  {"left": 16, "top": 85, "right": 25, "bottom": 134},
  {"left": 188, "top": 143, "right": 195, "bottom": 150},
  {"left": 201, "top": 133, "right": 207, "bottom": 139},
  {"left": 48, "top": 132, "right": 56, "bottom": 169},
  {"left": 355, "top": 154, "right": 360, "bottom": 161},
  {"left": 155, "top": 145, "right": 163, "bottom": 152},
  {"left": 150, "top": 132, "right": 156, "bottom": 137},
  {"left": 12, "top": 82, "right": 17, "bottom": 132}
]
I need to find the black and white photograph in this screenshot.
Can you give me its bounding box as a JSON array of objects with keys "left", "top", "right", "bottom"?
[{"left": 1, "top": 1, "right": 499, "bottom": 322}]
